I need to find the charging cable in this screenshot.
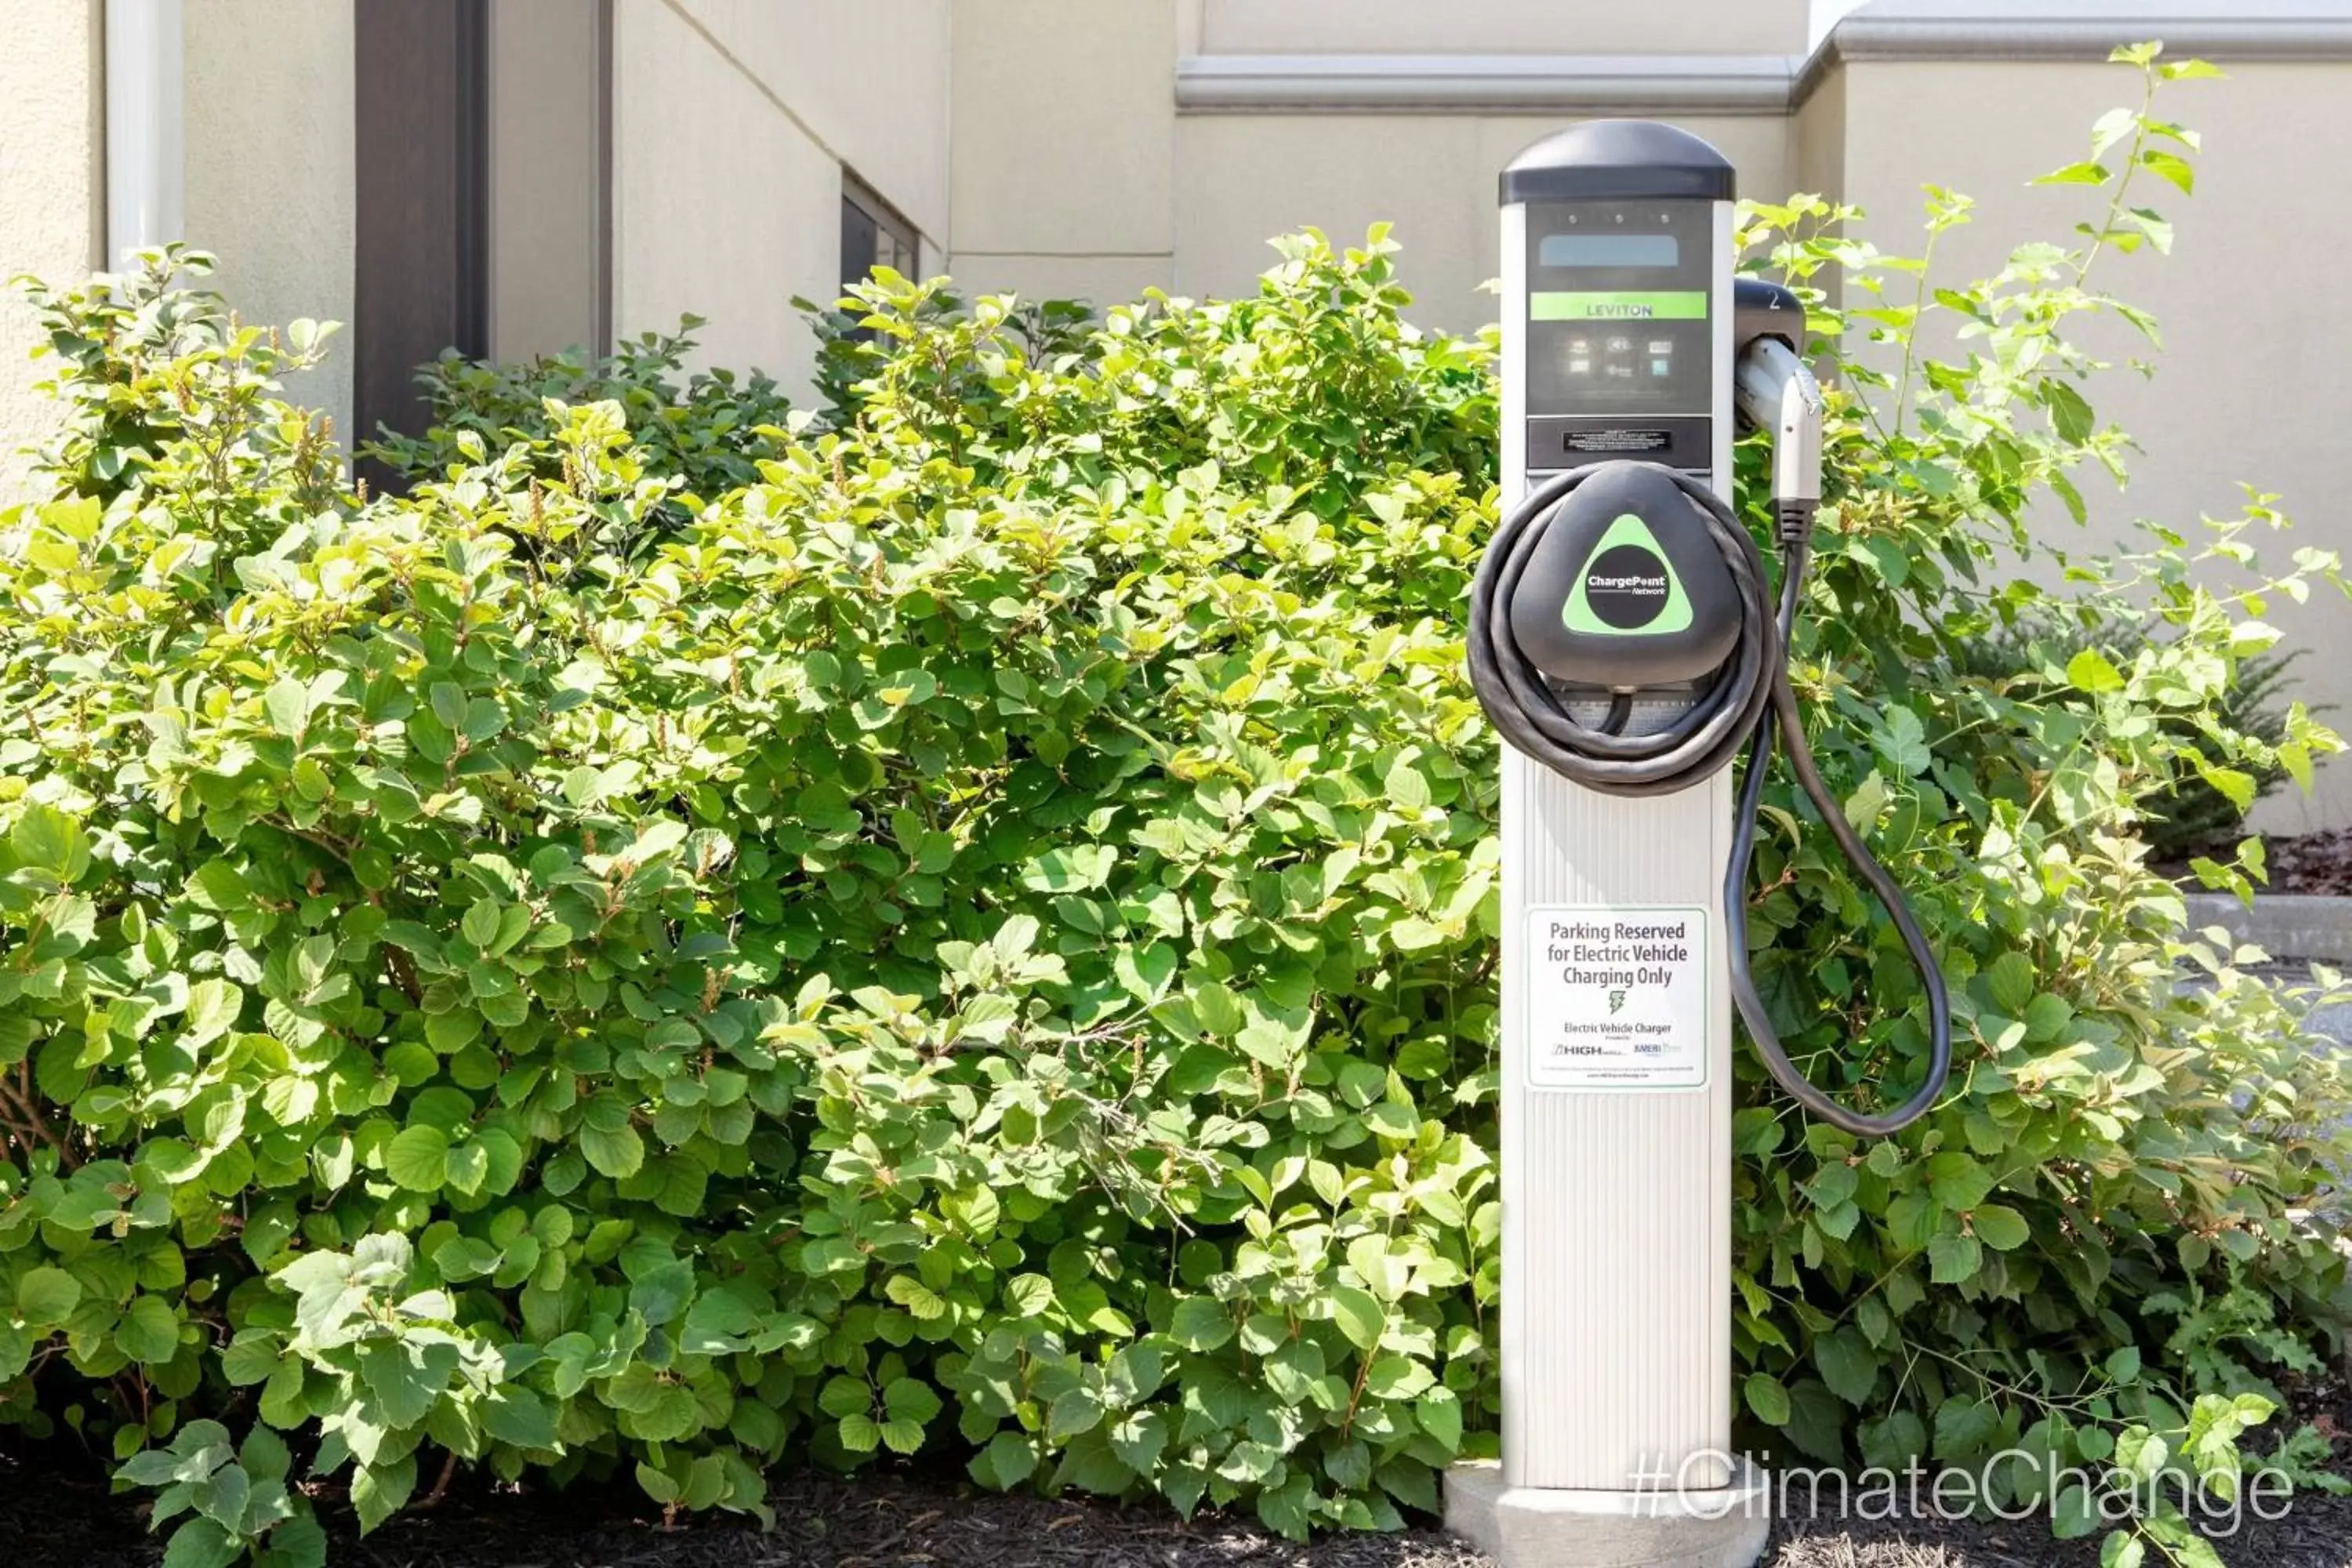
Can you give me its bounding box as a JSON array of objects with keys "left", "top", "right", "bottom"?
[{"left": 1467, "top": 457, "right": 1953, "bottom": 1137}]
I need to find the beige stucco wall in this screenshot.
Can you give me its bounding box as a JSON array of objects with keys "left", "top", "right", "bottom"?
[
  {"left": 0, "top": 0, "right": 103, "bottom": 504},
  {"left": 610, "top": 0, "right": 951, "bottom": 398},
  {"left": 1829, "top": 59, "right": 2352, "bottom": 829},
  {"left": 946, "top": 0, "right": 1807, "bottom": 323},
  {"left": 671, "top": 0, "right": 949, "bottom": 243},
  {"left": 947, "top": 0, "right": 1179, "bottom": 307},
  {"left": 182, "top": 0, "right": 356, "bottom": 443},
  {"left": 1192, "top": 0, "right": 1811, "bottom": 57},
  {"left": 1791, "top": 60, "right": 1846, "bottom": 211},
  {"left": 490, "top": 0, "right": 604, "bottom": 362},
  {"left": 1173, "top": 114, "right": 1793, "bottom": 334}
]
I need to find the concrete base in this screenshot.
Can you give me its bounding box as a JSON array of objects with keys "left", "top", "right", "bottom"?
[{"left": 1444, "top": 1459, "right": 1771, "bottom": 1568}]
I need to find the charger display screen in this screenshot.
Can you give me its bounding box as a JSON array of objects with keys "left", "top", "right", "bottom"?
[
  {"left": 1526, "top": 200, "right": 1711, "bottom": 418},
  {"left": 1537, "top": 233, "right": 1680, "bottom": 269}
]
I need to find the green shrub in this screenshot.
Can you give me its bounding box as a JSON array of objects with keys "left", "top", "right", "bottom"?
[
  {"left": 0, "top": 48, "right": 2347, "bottom": 1568},
  {"left": 365, "top": 320, "right": 792, "bottom": 522},
  {"left": 1958, "top": 616, "right": 2305, "bottom": 863}
]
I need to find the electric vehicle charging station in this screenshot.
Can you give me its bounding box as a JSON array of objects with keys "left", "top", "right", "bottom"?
[{"left": 1444, "top": 122, "right": 1952, "bottom": 1568}]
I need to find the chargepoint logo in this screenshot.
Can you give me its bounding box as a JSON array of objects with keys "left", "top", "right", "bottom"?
[
  {"left": 1580, "top": 546, "right": 1672, "bottom": 630},
  {"left": 1623, "top": 1450, "right": 2298, "bottom": 1537},
  {"left": 1564, "top": 514, "right": 1693, "bottom": 637}
]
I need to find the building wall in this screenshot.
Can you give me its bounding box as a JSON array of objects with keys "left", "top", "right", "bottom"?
[
  {"left": 1173, "top": 114, "right": 1792, "bottom": 335},
  {"left": 608, "top": 0, "right": 840, "bottom": 398},
  {"left": 489, "top": 0, "right": 605, "bottom": 364},
  {"left": 616, "top": 0, "right": 955, "bottom": 401},
  {"left": 182, "top": 0, "right": 356, "bottom": 442},
  {"left": 0, "top": 0, "right": 103, "bottom": 503},
  {"left": 671, "top": 0, "right": 949, "bottom": 244},
  {"left": 1193, "top": 0, "right": 1812, "bottom": 57},
  {"left": 1791, "top": 56, "right": 1845, "bottom": 208},
  {"left": 947, "top": 0, "right": 1179, "bottom": 307},
  {"left": 1831, "top": 58, "right": 2352, "bottom": 828},
  {"left": 609, "top": 0, "right": 950, "bottom": 397}
]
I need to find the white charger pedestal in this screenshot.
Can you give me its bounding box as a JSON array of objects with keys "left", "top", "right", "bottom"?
[{"left": 1445, "top": 124, "right": 1771, "bottom": 1568}]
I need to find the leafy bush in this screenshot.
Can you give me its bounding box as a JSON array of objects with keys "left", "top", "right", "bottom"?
[
  {"left": 1, "top": 47, "right": 2347, "bottom": 1568},
  {"left": 1958, "top": 617, "right": 2304, "bottom": 863},
  {"left": 365, "top": 320, "right": 792, "bottom": 520}
]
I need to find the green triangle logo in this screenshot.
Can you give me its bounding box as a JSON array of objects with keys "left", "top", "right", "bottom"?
[{"left": 1563, "top": 514, "right": 1691, "bottom": 637}]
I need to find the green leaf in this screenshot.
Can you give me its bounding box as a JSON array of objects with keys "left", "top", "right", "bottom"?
[
  {"left": 2032, "top": 160, "right": 2111, "bottom": 187},
  {"left": 483, "top": 1386, "right": 559, "bottom": 1450},
  {"left": 2067, "top": 646, "right": 2126, "bottom": 694},
  {"left": 1842, "top": 770, "right": 1890, "bottom": 832},
  {"left": 117, "top": 1295, "right": 183, "bottom": 1364},
  {"left": 1871, "top": 707, "right": 1932, "bottom": 776},
  {"left": 1169, "top": 1297, "right": 1233, "bottom": 1352},
  {"left": 1020, "top": 844, "right": 1116, "bottom": 893},
  {"left": 386, "top": 1126, "right": 451, "bottom": 1192},
  {"left": 351, "top": 1455, "right": 416, "bottom": 1533},
  {"left": 970, "top": 1431, "right": 1038, "bottom": 1490},
  {"left": 161, "top": 1518, "right": 243, "bottom": 1568},
  {"left": 1971, "top": 1203, "right": 2031, "bottom": 1251},
  {"left": 1327, "top": 1285, "right": 1385, "bottom": 1352},
  {"left": 580, "top": 1121, "right": 644, "bottom": 1180},
  {"left": 2137, "top": 148, "right": 2194, "bottom": 194},
  {"left": 10, "top": 803, "right": 90, "bottom": 884},
  {"left": 1108, "top": 1409, "right": 1168, "bottom": 1473},
  {"left": 358, "top": 1341, "right": 439, "bottom": 1428},
  {"left": 1047, "top": 1385, "right": 1105, "bottom": 1441},
  {"left": 1928, "top": 1232, "right": 1984, "bottom": 1286},
  {"left": 183, "top": 978, "right": 243, "bottom": 1047},
  {"left": 1383, "top": 753, "right": 1432, "bottom": 811},
  {"left": 1744, "top": 1373, "right": 1791, "bottom": 1426},
  {"left": 1926, "top": 1152, "right": 1994, "bottom": 1210},
  {"left": 263, "top": 677, "right": 314, "bottom": 739},
  {"left": 15, "top": 1265, "right": 82, "bottom": 1327},
  {"left": 1364, "top": 1355, "right": 1432, "bottom": 1401}
]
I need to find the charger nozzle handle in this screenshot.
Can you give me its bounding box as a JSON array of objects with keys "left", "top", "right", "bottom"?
[{"left": 1735, "top": 335, "right": 1824, "bottom": 543}]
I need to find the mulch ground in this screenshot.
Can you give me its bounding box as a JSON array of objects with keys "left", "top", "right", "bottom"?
[
  {"left": 2267, "top": 830, "right": 2352, "bottom": 898},
  {"left": 7, "top": 1341, "right": 2350, "bottom": 1568},
  {"left": 2181, "top": 829, "right": 2352, "bottom": 898},
  {"left": 5, "top": 1443, "right": 2347, "bottom": 1568}
]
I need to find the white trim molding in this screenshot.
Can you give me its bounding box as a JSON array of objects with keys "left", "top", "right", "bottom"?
[
  {"left": 1174, "top": 53, "right": 1797, "bottom": 114},
  {"left": 1831, "top": 0, "right": 2352, "bottom": 62},
  {"left": 1174, "top": 1, "right": 2352, "bottom": 118}
]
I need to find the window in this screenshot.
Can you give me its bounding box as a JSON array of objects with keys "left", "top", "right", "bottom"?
[{"left": 840, "top": 172, "right": 918, "bottom": 295}]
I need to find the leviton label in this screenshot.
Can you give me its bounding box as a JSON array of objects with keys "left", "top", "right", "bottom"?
[{"left": 1526, "top": 905, "right": 1708, "bottom": 1090}]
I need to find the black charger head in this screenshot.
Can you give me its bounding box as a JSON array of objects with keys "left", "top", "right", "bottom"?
[{"left": 1504, "top": 462, "right": 1744, "bottom": 690}]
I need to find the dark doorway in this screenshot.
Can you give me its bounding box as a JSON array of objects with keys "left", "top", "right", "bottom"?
[{"left": 354, "top": 0, "right": 488, "bottom": 491}]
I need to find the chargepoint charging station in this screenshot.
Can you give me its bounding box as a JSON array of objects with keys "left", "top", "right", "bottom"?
[{"left": 1444, "top": 123, "right": 1952, "bottom": 1568}]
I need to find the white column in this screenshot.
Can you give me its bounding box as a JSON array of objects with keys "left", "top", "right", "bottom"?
[{"left": 104, "top": 0, "right": 186, "bottom": 263}]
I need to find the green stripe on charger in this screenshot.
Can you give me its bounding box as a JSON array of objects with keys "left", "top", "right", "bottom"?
[{"left": 1531, "top": 291, "right": 1708, "bottom": 321}]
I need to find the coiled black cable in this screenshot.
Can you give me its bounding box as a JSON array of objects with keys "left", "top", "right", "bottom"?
[
  {"left": 1469, "top": 466, "right": 1773, "bottom": 795},
  {"left": 1469, "top": 463, "right": 1952, "bottom": 1137}
]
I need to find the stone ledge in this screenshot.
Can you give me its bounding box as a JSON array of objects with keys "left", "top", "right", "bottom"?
[{"left": 2184, "top": 892, "right": 2352, "bottom": 965}]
